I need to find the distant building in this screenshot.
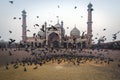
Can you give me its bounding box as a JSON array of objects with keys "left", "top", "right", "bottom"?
[{"left": 21, "top": 3, "right": 93, "bottom": 48}]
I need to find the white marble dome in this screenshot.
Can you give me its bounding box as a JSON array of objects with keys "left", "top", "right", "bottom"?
[
  {"left": 70, "top": 27, "right": 80, "bottom": 37},
  {"left": 54, "top": 23, "right": 61, "bottom": 28},
  {"left": 38, "top": 30, "right": 45, "bottom": 38}
]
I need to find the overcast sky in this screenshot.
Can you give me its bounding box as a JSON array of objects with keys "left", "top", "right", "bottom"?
[{"left": 0, "top": 0, "right": 120, "bottom": 43}]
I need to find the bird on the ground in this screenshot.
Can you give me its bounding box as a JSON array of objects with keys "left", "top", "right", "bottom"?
[
  {"left": 33, "top": 66, "right": 38, "bottom": 70},
  {"left": 24, "top": 67, "right": 27, "bottom": 71}
]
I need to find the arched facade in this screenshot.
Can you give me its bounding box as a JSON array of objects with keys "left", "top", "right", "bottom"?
[
  {"left": 48, "top": 32, "right": 60, "bottom": 47},
  {"left": 23, "top": 3, "right": 93, "bottom": 49}
]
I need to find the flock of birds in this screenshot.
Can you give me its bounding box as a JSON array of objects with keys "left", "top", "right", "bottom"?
[
  {"left": 2, "top": 46, "right": 120, "bottom": 72},
  {"left": 0, "top": 0, "right": 119, "bottom": 74}
]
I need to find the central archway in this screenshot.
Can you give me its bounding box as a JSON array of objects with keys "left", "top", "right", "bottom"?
[{"left": 48, "top": 32, "right": 60, "bottom": 48}]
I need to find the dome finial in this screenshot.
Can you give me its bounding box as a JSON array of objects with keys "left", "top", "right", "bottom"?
[
  {"left": 88, "top": 2, "right": 93, "bottom": 8},
  {"left": 56, "top": 16, "right": 59, "bottom": 24},
  {"left": 22, "top": 9, "right": 26, "bottom": 14},
  {"left": 75, "top": 24, "right": 76, "bottom": 28}
]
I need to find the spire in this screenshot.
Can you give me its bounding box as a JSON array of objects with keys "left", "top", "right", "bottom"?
[
  {"left": 22, "top": 10, "right": 26, "bottom": 14},
  {"left": 75, "top": 24, "right": 76, "bottom": 28},
  {"left": 88, "top": 2, "right": 93, "bottom": 8},
  {"left": 56, "top": 16, "right": 59, "bottom": 24},
  {"left": 61, "top": 21, "right": 63, "bottom": 27},
  {"left": 45, "top": 21, "right": 47, "bottom": 26}
]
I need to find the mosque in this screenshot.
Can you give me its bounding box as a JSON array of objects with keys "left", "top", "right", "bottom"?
[{"left": 21, "top": 3, "right": 93, "bottom": 48}]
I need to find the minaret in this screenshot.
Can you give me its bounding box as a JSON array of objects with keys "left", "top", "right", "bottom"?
[
  {"left": 61, "top": 21, "right": 64, "bottom": 37},
  {"left": 44, "top": 22, "right": 48, "bottom": 46},
  {"left": 56, "top": 16, "right": 59, "bottom": 24},
  {"left": 22, "top": 10, "right": 27, "bottom": 42},
  {"left": 87, "top": 3, "right": 93, "bottom": 47}
]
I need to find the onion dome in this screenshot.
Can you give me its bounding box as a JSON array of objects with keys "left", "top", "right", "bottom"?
[
  {"left": 38, "top": 30, "right": 45, "bottom": 38},
  {"left": 54, "top": 23, "right": 61, "bottom": 28},
  {"left": 70, "top": 27, "right": 80, "bottom": 37}
]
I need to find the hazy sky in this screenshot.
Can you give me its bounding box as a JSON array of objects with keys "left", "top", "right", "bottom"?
[{"left": 0, "top": 0, "right": 120, "bottom": 43}]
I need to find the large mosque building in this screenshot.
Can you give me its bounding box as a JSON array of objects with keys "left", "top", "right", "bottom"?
[{"left": 21, "top": 3, "right": 93, "bottom": 48}]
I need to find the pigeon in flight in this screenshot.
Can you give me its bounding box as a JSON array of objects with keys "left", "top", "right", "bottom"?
[
  {"left": 103, "top": 28, "right": 106, "bottom": 31},
  {"left": 19, "top": 17, "right": 21, "bottom": 20},
  {"left": 112, "top": 31, "right": 120, "bottom": 41},
  {"left": 95, "top": 37, "right": 98, "bottom": 39},
  {"left": 9, "top": 38, "right": 15, "bottom": 42},
  {"left": 9, "top": 38, "right": 16, "bottom": 44},
  {"left": 33, "top": 25, "right": 36, "bottom": 27},
  {"left": 37, "top": 16, "right": 39, "bottom": 18},
  {"left": 113, "top": 34, "right": 117, "bottom": 41},
  {"left": 117, "top": 31, "right": 120, "bottom": 34},
  {"left": 38, "top": 34, "right": 41, "bottom": 39},
  {"left": 33, "top": 33, "right": 36, "bottom": 37},
  {"left": 26, "top": 30, "right": 30, "bottom": 32},
  {"left": 40, "top": 25, "right": 45, "bottom": 32},
  {"left": 50, "top": 20, "right": 53, "bottom": 23},
  {"left": 35, "top": 24, "right": 39, "bottom": 27},
  {"left": 13, "top": 17, "right": 16, "bottom": 19},
  {"left": 58, "top": 5, "right": 60, "bottom": 8},
  {"left": 9, "top": 30, "right": 12, "bottom": 33},
  {"left": 74, "top": 6, "right": 77, "bottom": 9},
  {"left": 40, "top": 28, "right": 45, "bottom": 32},
  {"left": 51, "top": 25, "right": 57, "bottom": 30},
  {"left": 9, "top": 1, "right": 13, "bottom": 4}
]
